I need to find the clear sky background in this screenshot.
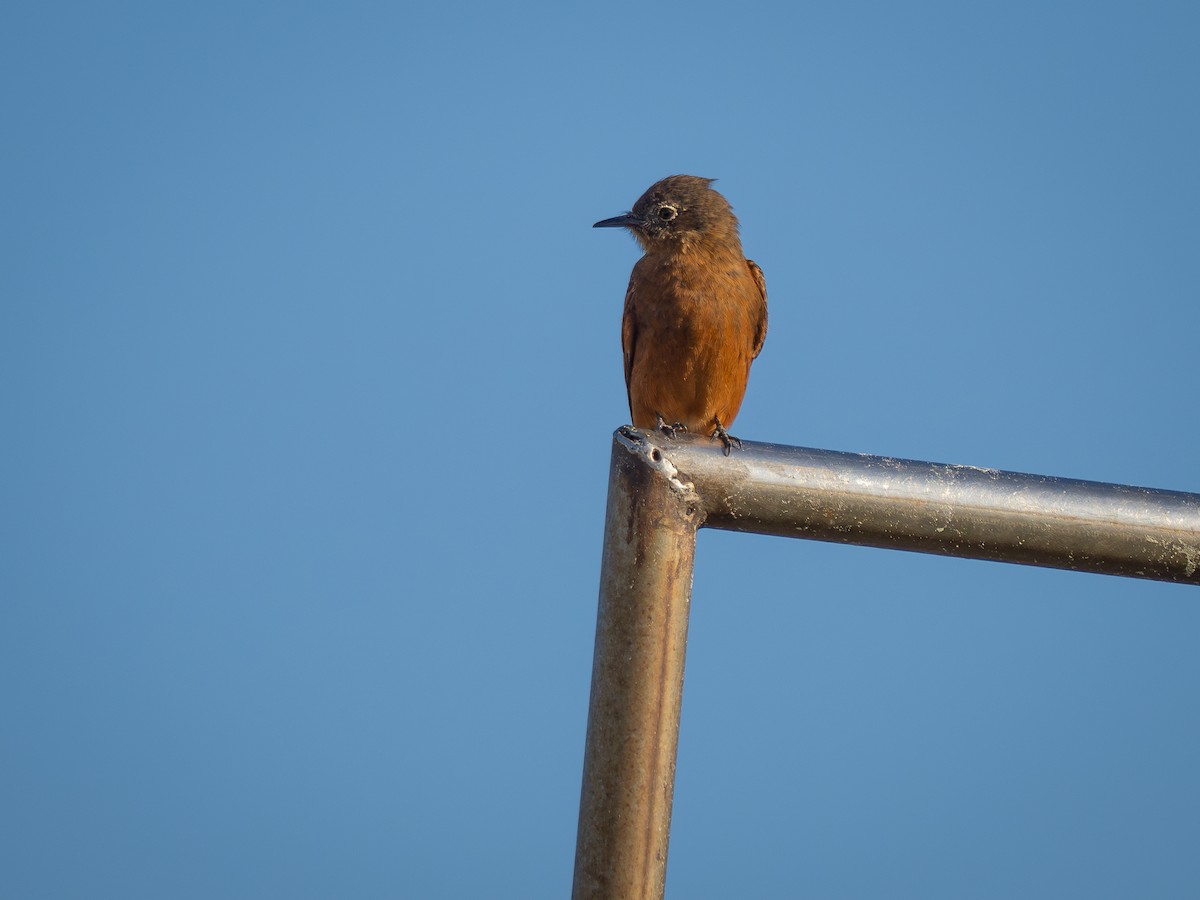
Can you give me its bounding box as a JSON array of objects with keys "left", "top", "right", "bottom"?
[{"left": 3, "top": 2, "right": 1199, "bottom": 898}]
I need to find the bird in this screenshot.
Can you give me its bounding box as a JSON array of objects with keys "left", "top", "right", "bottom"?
[{"left": 593, "top": 175, "right": 767, "bottom": 455}]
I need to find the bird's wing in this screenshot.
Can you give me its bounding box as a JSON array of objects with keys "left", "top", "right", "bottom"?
[
  {"left": 747, "top": 259, "right": 768, "bottom": 359},
  {"left": 621, "top": 279, "right": 637, "bottom": 416}
]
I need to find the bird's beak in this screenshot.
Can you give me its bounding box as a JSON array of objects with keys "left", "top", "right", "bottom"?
[{"left": 593, "top": 213, "right": 642, "bottom": 229}]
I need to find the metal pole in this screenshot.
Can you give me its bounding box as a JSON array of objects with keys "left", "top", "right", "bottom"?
[
  {"left": 652, "top": 431, "right": 1200, "bottom": 584},
  {"left": 573, "top": 429, "right": 1200, "bottom": 898},
  {"left": 572, "top": 430, "right": 702, "bottom": 900}
]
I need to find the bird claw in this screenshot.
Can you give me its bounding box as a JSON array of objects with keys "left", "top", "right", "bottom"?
[
  {"left": 711, "top": 420, "right": 742, "bottom": 456},
  {"left": 654, "top": 414, "right": 688, "bottom": 440}
]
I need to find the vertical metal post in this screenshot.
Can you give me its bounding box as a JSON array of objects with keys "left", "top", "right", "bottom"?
[{"left": 572, "top": 431, "right": 703, "bottom": 900}]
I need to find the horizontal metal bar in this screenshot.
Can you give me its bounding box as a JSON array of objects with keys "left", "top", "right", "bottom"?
[{"left": 623, "top": 428, "right": 1200, "bottom": 584}]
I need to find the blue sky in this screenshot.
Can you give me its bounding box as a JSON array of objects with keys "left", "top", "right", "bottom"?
[{"left": 3, "top": 2, "right": 1198, "bottom": 897}]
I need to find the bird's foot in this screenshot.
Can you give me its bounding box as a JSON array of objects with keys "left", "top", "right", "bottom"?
[
  {"left": 711, "top": 419, "right": 742, "bottom": 456},
  {"left": 654, "top": 414, "right": 688, "bottom": 440}
]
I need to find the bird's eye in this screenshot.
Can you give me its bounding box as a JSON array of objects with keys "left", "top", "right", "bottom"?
[{"left": 658, "top": 206, "right": 678, "bottom": 221}]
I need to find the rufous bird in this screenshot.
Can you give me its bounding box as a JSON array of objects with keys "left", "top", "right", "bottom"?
[{"left": 594, "top": 175, "right": 767, "bottom": 454}]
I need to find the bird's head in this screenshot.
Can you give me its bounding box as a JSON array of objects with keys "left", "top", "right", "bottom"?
[{"left": 593, "top": 175, "right": 740, "bottom": 251}]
